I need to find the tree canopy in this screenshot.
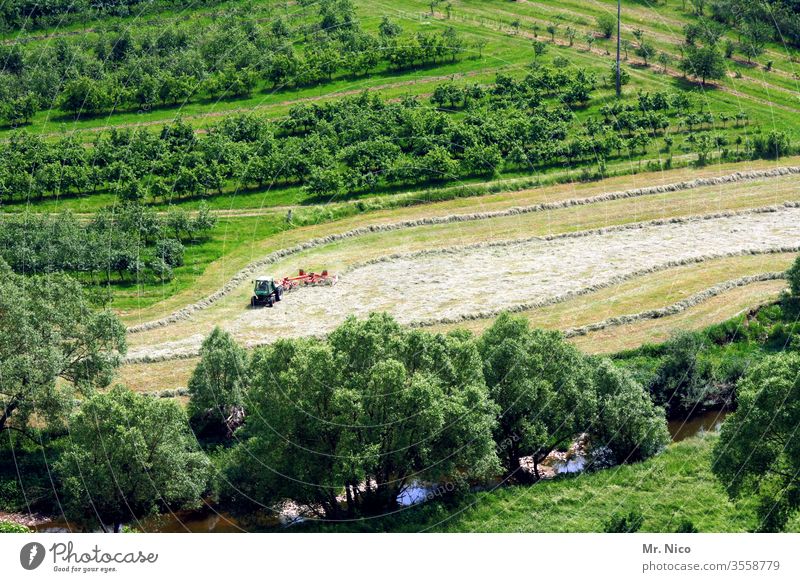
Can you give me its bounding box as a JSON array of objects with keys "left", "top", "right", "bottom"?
[
  {"left": 680, "top": 44, "right": 726, "bottom": 84},
  {"left": 713, "top": 353, "right": 800, "bottom": 531},
  {"left": 478, "top": 313, "right": 597, "bottom": 481},
  {"left": 56, "top": 386, "right": 208, "bottom": 533},
  {"left": 591, "top": 359, "right": 670, "bottom": 465},
  {"left": 188, "top": 327, "right": 249, "bottom": 436},
  {"left": 227, "top": 313, "right": 499, "bottom": 517},
  {"left": 0, "top": 258, "right": 126, "bottom": 434}
]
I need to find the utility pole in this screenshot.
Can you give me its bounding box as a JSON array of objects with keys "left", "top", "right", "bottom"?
[{"left": 616, "top": 0, "right": 621, "bottom": 98}]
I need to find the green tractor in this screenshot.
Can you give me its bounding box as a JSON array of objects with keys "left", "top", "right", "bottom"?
[{"left": 251, "top": 276, "right": 284, "bottom": 307}]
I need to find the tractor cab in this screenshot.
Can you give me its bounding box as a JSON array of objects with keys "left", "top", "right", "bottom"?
[{"left": 251, "top": 276, "right": 283, "bottom": 307}]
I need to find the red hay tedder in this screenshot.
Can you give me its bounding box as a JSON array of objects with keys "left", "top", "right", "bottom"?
[{"left": 251, "top": 269, "right": 337, "bottom": 307}]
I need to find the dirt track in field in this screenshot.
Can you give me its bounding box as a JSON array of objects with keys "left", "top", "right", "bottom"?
[{"left": 125, "top": 206, "right": 800, "bottom": 363}]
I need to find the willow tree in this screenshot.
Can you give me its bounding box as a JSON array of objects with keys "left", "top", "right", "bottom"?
[
  {"left": 228, "top": 313, "right": 499, "bottom": 517},
  {"left": 591, "top": 359, "right": 669, "bottom": 465},
  {"left": 188, "top": 327, "right": 249, "bottom": 437},
  {"left": 0, "top": 259, "right": 126, "bottom": 435},
  {"left": 478, "top": 313, "right": 597, "bottom": 481},
  {"left": 713, "top": 354, "right": 800, "bottom": 532},
  {"left": 56, "top": 386, "right": 208, "bottom": 533}
]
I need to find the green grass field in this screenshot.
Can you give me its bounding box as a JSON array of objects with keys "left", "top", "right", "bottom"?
[
  {"left": 4, "top": 0, "right": 800, "bottom": 539},
  {"left": 298, "top": 434, "right": 798, "bottom": 533}
]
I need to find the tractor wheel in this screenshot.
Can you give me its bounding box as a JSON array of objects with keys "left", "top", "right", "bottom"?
[
  {"left": 251, "top": 296, "right": 257, "bottom": 308},
  {"left": 275, "top": 288, "right": 282, "bottom": 302},
  {"left": 266, "top": 297, "right": 274, "bottom": 307}
]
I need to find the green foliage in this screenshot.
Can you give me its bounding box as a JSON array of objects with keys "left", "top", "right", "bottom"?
[
  {"left": 591, "top": 359, "right": 670, "bottom": 465},
  {"left": 680, "top": 44, "right": 726, "bottom": 84},
  {"left": 683, "top": 18, "right": 726, "bottom": 46},
  {"left": 0, "top": 68, "right": 604, "bottom": 207},
  {"left": 787, "top": 255, "right": 800, "bottom": 297},
  {"left": 635, "top": 41, "right": 657, "bottom": 66},
  {"left": 56, "top": 386, "right": 208, "bottom": 533},
  {"left": 608, "top": 62, "right": 631, "bottom": 87},
  {"left": 0, "top": 258, "right": 126, "bottom": 434},
  {"left": 478, "top": 313, "right": 596, "bottom": 480},
  {"left": 648, "top": 332, "right": 716, "bottom": 417},
  {"left": 596, "top": 13, "right": 616, "bottom": 39},
  {"left": 603, "top": 509, "right": 645, "bottom": 532},
  {"left": 753, "top": 130, "right": 792, "bottom": 159},
  {"left": 0, "top": 1, "right": 213, "bottom": 32},
  {"left": 305, "top": 435, "right": 761, "bottom": 532},
  {"left": 0, "top": 520, "right": 30, "bottom": 533},
  {"left": 713, "top": 353, "right": 800, "bottom": 531},
  {"left": 154, "top": 239, "right": 185, "bottom": 268},
  {"left": 0, "top": 203, "right": 214, "bottom": 282},
  {"left": 226, "top": 313, "right": 499, "bottom": 517},
  {"left": 188, "top": 327, "right": 249, "bottom": 437},
  {"left": 0, "top": 2, "right": 467, "bottom": 123},
  {"left": 738, "top": 21, "right": 772, "bottom": 63},
  {"left": 674, "top": 519, "right": 699, "bottom": 533}
]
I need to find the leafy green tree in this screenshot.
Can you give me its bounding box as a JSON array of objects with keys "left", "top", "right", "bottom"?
[
  {"left": 636, "top": 41, "right": 657, "bottom": 66},
  {"left": 591, "top": 359, "right": 669, "bottom": 465},
  {"left": 657, "top": 51, "right": 671, "bottom": 73},
  {"left": 190, "top": 201, "right": 218, "bottom": 238},
  {"left": 441, "top": 27, "right": 464, "bottom": 62},
  {"left": 597, "top": 13, "right": 616, "bottom": 39},
  {"left": 59, "top": 77, "right": 113, "bottom": 116},
  {"left": 609, "top": 62, "right": 630, "bottom": 87},
  {"left": 680, "top": 44, "right": 726, "bottom": 84},
  {"left": 622, "top": 38, "right": 632, "bottom": 60},
  {"left": 648, "top": 332, "right": 712, "bottom": 417},
  {"left": 420, "top": 146, "right": 458, "bottom": 182},
  {"left": 684, "top": 19, "right": 725, "bottom": 46},
  {"left": 739, "top": 21, "right": 771, "bottom": 63},
  {"left": 723, "top": 39, "right": 736, "bottom": 58},
  {"left": 378, "top": 16, "right": 402, "bottom": 38},
  {"left": 2, "top": 93, "right": 38, "bottom": 126},
  {"left": 0, "top": 260, "right": 126, "bottom": 434},
  {"left": 165, "top": 207, "right": 191, "bottom": 239},
  {"left": 479, "top": 313, "right": 597, "bottom": 481},
  {"left": 566, "top": 26, "right": 577, "bottom": 46},
  {"left": 188, "top": 327, "right": 249, "bottom": 436},
  {"left": 56, "top": 386, "right": 208, "bottom": 533},
  {"left": 228, "top": 313, "right": 499, "bottom": 517},
  {"left": 786, "top": 255, "right": 800, "bottom": 297},
  {"left": 154, "top": 238, "right": 184, "bottom": 268},
  {"left": 464, "top": 143, "right": 503, "bottom": 177},
  {"left": 532, "top": 40, "right": 549, "bottom": 62},
  {"left": 148, "top": 257, "right": 173, "bottom": 283},
  {"left": 304, "top": 165, "right": 345, "bottom": 197},
  {"left": 753, "top": 130, "right": 791, "bottom": 160},
  {"left": 547, "top": 23, "right": 558, "bottom": 42},
  {"left": 713, "top": 353, "right": 800, "bottom": 531}
]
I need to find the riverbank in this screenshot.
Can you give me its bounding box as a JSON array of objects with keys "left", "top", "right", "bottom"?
[
  {"left": 0, "top": 409, "right": 729, "bottom": 533},
  {"left": 303, "top": 434, "right": 800, "bottom": 533}
]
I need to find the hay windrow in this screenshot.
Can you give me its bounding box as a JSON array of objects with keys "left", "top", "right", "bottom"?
[
  {"left": 127, "top": 166, "right": 800, "bottom": 334},
  {"left": 560, "top": 272, "right": 786, "bottom": 338},
  {"left": 126, "top": 205, "right": 800, "bottom": 362},
  {"left": 123, "top": 269, "right": 787, "bottom": 365}
]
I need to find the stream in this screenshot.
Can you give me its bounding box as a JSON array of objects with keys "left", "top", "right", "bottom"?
[
  {"left": 27, "top": 410, "right": 728, "bottom": 533},
  {"left": 668, "top": 409, "right": 729, "bottom": 442}
]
